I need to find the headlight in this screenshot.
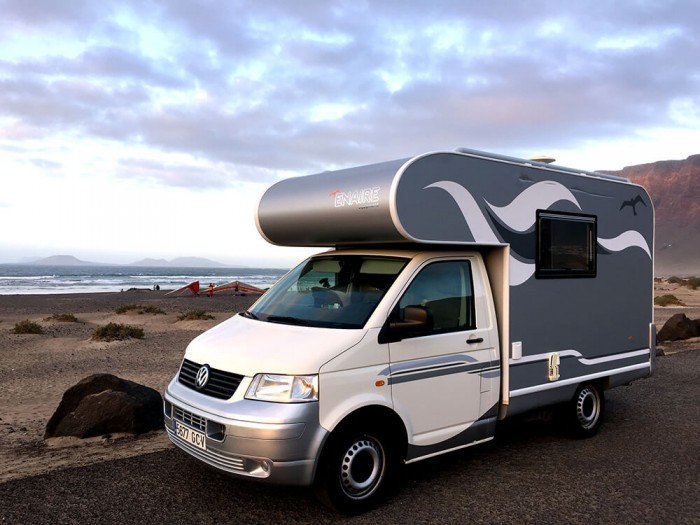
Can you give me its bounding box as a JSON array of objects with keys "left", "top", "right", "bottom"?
[{"left": 245, "top": 374, "right": 318, "bottom": 403}]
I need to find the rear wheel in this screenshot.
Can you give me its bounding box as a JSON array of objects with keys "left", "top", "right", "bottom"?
[
  {"left": 315, "top": 426, "right": 398, "bottom": 514},
  {"left": 567, "top": 383, "right": 604, "bottom": 438}
]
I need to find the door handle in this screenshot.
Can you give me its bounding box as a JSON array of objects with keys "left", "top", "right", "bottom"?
[{"left": 467, "top": 337, "right": 484, "bottom": 344}]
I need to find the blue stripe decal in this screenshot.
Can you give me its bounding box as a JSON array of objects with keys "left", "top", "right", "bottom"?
[{"left": 388, "top": 360, "right": 499, "bottom": 385}]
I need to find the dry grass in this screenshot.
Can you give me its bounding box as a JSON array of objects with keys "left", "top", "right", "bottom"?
[
  {"left": 115, "top": 304, "right": 166, "bottom": 315},
  {"left": 655, "top": 294, "right": 685, "bottom": 307},
  {"left": 91, "top": 322, "right": 145, "bottom": 341},
  {"left": 177, "top": 309, "right": 214, "bottom": 321},
  {"left": 11, "top": 320, "right": 43, "bottom": 334},
  {"left": 44, "top": 313, "right": 81, "bottom": 323}
]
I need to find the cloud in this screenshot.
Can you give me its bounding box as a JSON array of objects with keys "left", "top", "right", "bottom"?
[
  {"left": 115, "top": 157, "right": 240, "bottom": 189},
  {"left": 0, "top": 0, "right": 698, "bottom": 189},
  {"left": 29, "top": 158, "right": 62, "bottom": 170},
  {"left": 1, "top": 0, "right": 106, "bottom": 27}
]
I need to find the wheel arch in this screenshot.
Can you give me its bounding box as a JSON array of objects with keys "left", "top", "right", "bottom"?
[{"left": 314, "top": 404, "right": 408, "bottom": 481}]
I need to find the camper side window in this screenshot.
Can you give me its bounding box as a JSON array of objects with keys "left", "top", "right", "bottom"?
[
  {"left": 396, "top": 260, "right": 476, "bottom": 337},
  {"left": 536, "top": 211, "right": 596, "bottom": 278}
]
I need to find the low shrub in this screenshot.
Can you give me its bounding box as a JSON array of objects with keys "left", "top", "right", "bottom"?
[
  {"left": 115, "top": 304, "right": 166, "bottom": 315},
  {"left": 177, "top": 309, "right": 215, "bottom": 321},
  {"left": 92, "top": 322, "right": 144, "bottom": 341},
  {"left": 12, "top": 320, "right": 43, "bottom": 334},
  {"left": 665, "top": 276, "right": 700, "bottom": 290},
  {"left": 44, "top": 313, "right": 80, "bottom": 323},
  {"left": 654, "top": 294, "right": 685, "bottom": 307}
]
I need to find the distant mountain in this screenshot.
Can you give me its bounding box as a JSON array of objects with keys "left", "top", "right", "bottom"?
[
  {"left": 171, "top": 257, "right": 229, "bottom": 267},
  {"left": 25, "top": 255, "right": 236, "bottom": 268},
  {"left": 30, "top": 255, "right": 105, "bottom": 266},
  {"left": 129, "top": 256, "right": 231, "bottom": 268},
  {"left": 129, "top": 258, "right": 171, "bottom": 267},
  {"left": 604, "top": 154, "right": 700, "bottom": 276}
]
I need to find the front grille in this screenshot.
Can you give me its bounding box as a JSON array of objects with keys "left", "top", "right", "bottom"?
[
  {"left": 178, "top": 359, "right": 244, "bottom": 400},
  {"left": 173, "top": 405, "right": 206, "bottom": 432}
]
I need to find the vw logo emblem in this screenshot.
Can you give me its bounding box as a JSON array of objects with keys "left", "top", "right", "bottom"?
[{"left": 195, "top": 365, "right": 210, "bottom": 390}]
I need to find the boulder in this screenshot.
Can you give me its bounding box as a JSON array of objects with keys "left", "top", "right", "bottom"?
[
  {"left": 45, "top": 374, "right": 163, "bottom": 439},
  {"left": 657, "top": 313, "right": 700, "bottom": 342}
]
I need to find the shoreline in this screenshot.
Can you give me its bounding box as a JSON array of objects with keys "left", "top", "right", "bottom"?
[
  {"left": 0, "top": 288, "right": 258, "bottom": 314},
  {"left": 0, "top": 264, "right": 287, "bottom": 296}
]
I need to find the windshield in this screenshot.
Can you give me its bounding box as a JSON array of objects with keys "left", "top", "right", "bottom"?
[{"left": 248, "top": 255, "right": 408, "bottom": 329}]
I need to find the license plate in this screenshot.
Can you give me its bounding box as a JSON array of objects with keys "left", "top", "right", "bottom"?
[{"left": 174, "top": 421, "right": 207, "bottom": 451}]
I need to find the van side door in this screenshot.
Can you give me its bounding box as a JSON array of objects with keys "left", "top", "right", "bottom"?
[{"left": 385, "top": 258, "right": 499, "bottom": 459}]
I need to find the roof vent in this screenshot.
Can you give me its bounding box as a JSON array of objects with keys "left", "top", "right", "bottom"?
[{"left": 528, "top": 155, "right": 556, "bottom": 164}]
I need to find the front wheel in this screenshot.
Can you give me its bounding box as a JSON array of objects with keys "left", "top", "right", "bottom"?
[
  {"left": 315, "top": 427, "right": 398, "bottom": 514},
  {"left": 566, "top": 383, "right": 605, "bottom": 438}
]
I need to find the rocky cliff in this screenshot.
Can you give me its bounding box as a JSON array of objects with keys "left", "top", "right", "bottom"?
[{"left": 604, "top": 154, "right": 700, "bottom": 276}]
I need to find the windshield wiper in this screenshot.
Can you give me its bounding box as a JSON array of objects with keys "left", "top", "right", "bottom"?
[
  {"left": 266, "top": 315, "right": 310, "bottom": 326},
  {"left": 240, "top": 310, "right": 259, "bottom": 320}
]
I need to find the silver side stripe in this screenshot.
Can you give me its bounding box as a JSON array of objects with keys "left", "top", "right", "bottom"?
[
  {"left": 510, "top": 362, "right": 651, "bottom": 398},
  {"left": 509, "top": 348, "right": 650, "bottom": 366}
]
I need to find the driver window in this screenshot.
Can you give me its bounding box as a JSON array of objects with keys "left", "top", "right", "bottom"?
[{"left": 398, "top": 260, "right": 476, "bottom": 336}]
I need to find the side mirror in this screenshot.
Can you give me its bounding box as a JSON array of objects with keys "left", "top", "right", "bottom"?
[{"left": 378, "top": 305, "right": 433, "bottom": 344}]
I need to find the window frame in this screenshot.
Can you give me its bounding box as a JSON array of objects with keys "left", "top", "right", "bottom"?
[
  {"left": 392, "top": 259, "right": 477, "bottom": 339},
  {"left": 535, "top": 210, "right": 597, "bottom": 279}
]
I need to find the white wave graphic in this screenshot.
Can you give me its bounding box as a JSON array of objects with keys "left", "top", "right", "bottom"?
[
  {"left": 509, "top": 258, "right": 536, "bottom": 287},
  {"left": 425, "top": 181, "right": 535, "bottom": 286},
  {"left": 425, "top": 181, "right": 499, "bottom": 243},
  {"left": 598, "top": 231, "right": 651, "bottom": 259},
  {"left": 485, "top": 181, "right": 581, "bottom": 232}
]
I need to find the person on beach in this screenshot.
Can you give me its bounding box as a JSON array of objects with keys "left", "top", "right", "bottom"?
[{"left": 208, "top": 283, "right": 215, "bottom": 297}]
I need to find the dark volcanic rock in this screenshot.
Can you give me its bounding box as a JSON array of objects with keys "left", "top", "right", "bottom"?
[
  {"left": 45, "top": 374, "right": 163, "bottom": 439},
  {"left": 657, "top": 313, "right": 700, "bottom": 342}
]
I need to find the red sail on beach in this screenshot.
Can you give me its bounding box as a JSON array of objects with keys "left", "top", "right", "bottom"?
[
  {"left": 212, "top": 281, "right": 265, "bottom": 294},
  {"left": 164, "top": 280, "right": 200, "bottom": 296}
]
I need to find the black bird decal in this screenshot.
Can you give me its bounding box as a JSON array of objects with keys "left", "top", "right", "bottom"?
[{"left": 620, "top": 195, "right": 647, "bottom": 216}]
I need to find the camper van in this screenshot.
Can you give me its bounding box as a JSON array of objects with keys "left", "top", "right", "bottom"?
[{"left": 163, "top": 147, "right": 655, "bottom": 513}]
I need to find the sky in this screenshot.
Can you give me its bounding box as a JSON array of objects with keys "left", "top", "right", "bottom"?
[{"left": 1, "top": 0, "right": 699, "bottom": 267}]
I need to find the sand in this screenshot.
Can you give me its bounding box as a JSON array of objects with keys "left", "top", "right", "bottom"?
[
  {"left": 1, "top": 282, "right": 698, "bottom": 483},
  {"left": 0, "top": 289, "right": 257, "bottom": 482}
]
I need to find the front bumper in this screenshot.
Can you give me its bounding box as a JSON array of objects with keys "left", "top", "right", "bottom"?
[{"left": 164, "top": 378, "right": 328, "bottom": 486}]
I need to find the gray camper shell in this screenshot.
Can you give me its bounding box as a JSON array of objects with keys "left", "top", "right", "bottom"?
[{"left": 257, "top": 148, "right": 656, "bottom": 417}]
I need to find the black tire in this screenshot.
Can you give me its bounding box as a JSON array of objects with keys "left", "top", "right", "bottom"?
[
  {"left": 315, "top": 426, "right": 398, "bottom": 514},
  {"left": 567, "top": 383, "right": 605, "bottom": 438}
]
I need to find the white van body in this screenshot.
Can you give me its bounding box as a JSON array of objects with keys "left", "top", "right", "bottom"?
[{"left": 164, "top": 148, "right": 655, "bottom": 513}]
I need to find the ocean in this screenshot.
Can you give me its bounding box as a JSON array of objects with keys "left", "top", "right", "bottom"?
[{"left": 0, "top": 265, "right": 290, "bottom": 295}]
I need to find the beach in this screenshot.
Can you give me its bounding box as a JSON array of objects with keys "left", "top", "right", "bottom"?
[
  {"left": 0, "top": 289, "right": 258, "bottom": 482},
  {"left": 1, "top": 281, "right": 699, "bottom": 483}
]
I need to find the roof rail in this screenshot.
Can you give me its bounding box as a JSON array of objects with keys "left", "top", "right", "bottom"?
[{"left": 453, "top": 147, "right": 628, "bottom": 182}]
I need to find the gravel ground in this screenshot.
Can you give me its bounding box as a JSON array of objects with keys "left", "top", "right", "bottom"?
[{"left": 1, "top": 349, "right": 698, "bottom": 524}]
